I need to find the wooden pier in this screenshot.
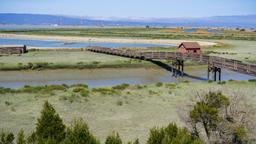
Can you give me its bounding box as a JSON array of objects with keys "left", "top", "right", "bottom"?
[
  {"left": 0, "top": 45, "right": 27, "bottom": 55},
  {"left": 87, "top": 46, "right": 256, "bottom": 81}
]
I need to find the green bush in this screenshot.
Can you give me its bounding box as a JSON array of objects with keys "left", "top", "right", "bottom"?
[
  {"left": 80, "top": 89, "right": 90, "bottom": 97},
  {"left": 248, "top": 79, "right": 256, "bottom": 82},
  {"left": 92, "top": 87, "right": 117, "bottom": 95},
  {"left": 218, "top": 81, "right": 226, "bottom": 85},
  {"left": 63, "top": 119, "right": 99, "bottom": 144},
  {"left": 147, "top": 123, "right": 202, "bottom": 144},
  {"left": 16, "top": 130, "right": 26, "bottom": 144},
  {"left": 70, "top": 84, "right": 89, "bottom": 88},
  {"left": 18, "top": 85, "right": 67, "bottom": 94},
  {"left": 112, "top": 83, "right": 129, "bottom": 90},
  {"left": 105, "top": 132, "right": 122, "bottom": 144},
  {"left": 73, "top": 87, "right": 85, "bottom": 93},
  {"left": 116, "top": 100, "right": 123, "bottom": 106},
  {"left": 165, "top": 83, "right": 177, "bottom": 89},
  {"left": 136, "top": 85, "right": 144, "bottom": 89},
  {"left": 155, "top": 82, "right": 163, "bottom": 87},
  {"left": 0, "top": 87, "right": 16, "bottom": 94},
  {"left": 0, "top": 131, "right": 15, "bottom": 144},
  {"left": 35, "top": 101, "right": 66, "bottom": 143}
]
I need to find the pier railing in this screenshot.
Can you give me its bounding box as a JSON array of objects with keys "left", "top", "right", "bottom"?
[{"left": 87, "top": 46, "right": 256, "bottom": 77}]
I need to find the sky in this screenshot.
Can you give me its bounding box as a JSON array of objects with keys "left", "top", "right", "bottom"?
[{"left": 0, "top": 0, "right": 255, "bottom": 18}]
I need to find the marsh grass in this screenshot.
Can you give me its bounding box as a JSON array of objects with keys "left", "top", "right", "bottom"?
[
  {"left": 112, "top": 83, "right": 129, "bottom": 90},
  {"left": 2, "top": 28, "right": 256, "bottom": 41},
  {"left": 92, "top": 87, "right": 117, "bottom": 95},
  {"left": 0, "top": 50, "right": 155, "bottom": 71}
]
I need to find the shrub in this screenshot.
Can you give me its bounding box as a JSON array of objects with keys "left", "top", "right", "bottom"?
[
  {"left": 80, "top": 89, "right": 90, "bottom": 97},
  {"left": 0, "top": 131, "right": 15, "bottom": 144},
  {"left": 92, "top": 87, "right": 116, "bottom": 95},
  {"left": 156, "top": 82, "right": 163, "bottom": 87},
  {"left": 218, "top": 81, "right": 226, "bottom": 85},
  {"left": 16, "top": 130, "right": 26, "bottom": 144},
  {"left": 4, "top": 101, "right": 12, "bottom": 106},
  {"left": 70, "top": 84, "right": 89, "bottom": 88},
  {"left": 35, "top": 101, "right": 66, "bottom": 143},
  {"left": 248, "top": 79, "right": 256, "bottom": 82},
  {"left": 116, "top": 100, "right": 123, "bottom": 106},
  {"left": 18, "top": 85, "right": 66, "bottom": 94},
  {"left": 147, "top": 123, "right": 202, "bottom": 144},
  {"left": 63, "top": 119, "right": 99, "bottom": 144},
  {"left": 112, "top": 83, "right": 129, "bottom": 90},
  {"left": 0, "top": 87, "right": 15, "bottom": 94},
  {"left": 136, "top": 85, "right": 144, "bottom": 89},
  {"left": 149, "top": 90, "right": 157, "bottom": 95},
  {"left": 165, "top": 83, "right": 177, "bottom": 89},
  {"left": 73, "top": 87, "right": 85, "bottom": 93},
  {"left": 105, "top": 132, "right": 122, "bottom": 144},
  {"left": 92, "top": 61, "right": 100, "bottom": 65}
]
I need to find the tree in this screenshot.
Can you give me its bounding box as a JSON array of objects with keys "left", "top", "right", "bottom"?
[
  {"left": 0, "top": 131, "right": 14, "bottom": 144},
  {"left": 187, "top": 92, "right": 256, "bottom": 143},
  {"left": 62, "top": 119, "right": 99, "bottom": 144},
  {"left": 35, "top": 101, "right": 66, "bottom": 143},
  {"left": 16, "top": 130, "right": 26, "bottom": 144},
  {"left": 105, "top": 132, "right": 122, "bottom": 144}
]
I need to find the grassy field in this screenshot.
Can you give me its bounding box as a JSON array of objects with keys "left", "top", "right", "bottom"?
[
  {"left": 1, "top": 38, "right": 255, "bottom": 71},
  {"left": 1, "top": 27, "right": 256, "bottom": 41},
  {"left": 0, "top": 81, "right": 256, "bottom": 143},
  {"left": 0, "top": 50, "right": 157, "bottom": 70},
  {"left": 203, "top": 40, "right": 256, "bottom": 63}
]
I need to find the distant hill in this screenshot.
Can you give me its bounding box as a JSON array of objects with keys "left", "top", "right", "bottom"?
[{"left": 0, "top": 13, "right": 255, "bottom": 28}]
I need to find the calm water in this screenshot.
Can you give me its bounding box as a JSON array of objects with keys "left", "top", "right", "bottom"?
[
  {"left": 0, "top": 38, "right": 172, "bottom": 48},
  {"left": 0, "top": 67, "right": 255, "bottom": 88},
  {"left": 183, "top": 28, "right": 223, "bottom": 33}
]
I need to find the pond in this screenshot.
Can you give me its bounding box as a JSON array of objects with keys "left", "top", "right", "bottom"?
[{"left": 0, "top": 67, "right": 254, "bottom": 88}]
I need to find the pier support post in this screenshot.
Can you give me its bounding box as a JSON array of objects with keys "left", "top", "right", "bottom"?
[
  {"left": 181, "top": 60, "right": 184, "bottom": 77},
  {"left": 208, "top": 64, "right": 222, "bottom": 82},
  {"left": 207, "top": 66, "right": 210, "bottom": 80},
  {"left": 218, "top": 68, "right": 222, "bottom": 81},
  {"left": 213, "top": 68, "right": 217, "bottom": 81}
]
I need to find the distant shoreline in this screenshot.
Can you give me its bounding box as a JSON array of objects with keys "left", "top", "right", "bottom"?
[{"left": 0, "top": 33, "right": 216, "bottom": 46}]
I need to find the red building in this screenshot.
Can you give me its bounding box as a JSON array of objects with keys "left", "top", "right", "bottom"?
[{"left": 178, "top": 42, "right": 201, "bottom": 54}]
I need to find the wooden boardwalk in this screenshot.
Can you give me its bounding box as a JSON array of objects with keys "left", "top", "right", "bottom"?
[{"left": 87, "top": 46, "right": 256, "bottom": 79}]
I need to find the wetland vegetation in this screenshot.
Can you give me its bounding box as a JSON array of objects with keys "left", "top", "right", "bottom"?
[
  {"left": 1, "top": 80, "right": 256, "bottom": 143},
  {"left": 1, "top": 27, "right": 256, "bottom": 41},
  {"left": 1, "top": 27, "right": 256, "bottom": 143}
]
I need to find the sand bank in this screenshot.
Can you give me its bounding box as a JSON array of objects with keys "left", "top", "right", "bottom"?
[{"left": 0, "top": 34, "right": 216, "bottom": 46}]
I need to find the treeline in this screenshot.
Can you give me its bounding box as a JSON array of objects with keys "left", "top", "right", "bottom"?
[{"left": 1, "top": 92, "right": 255, "bottom": 144}]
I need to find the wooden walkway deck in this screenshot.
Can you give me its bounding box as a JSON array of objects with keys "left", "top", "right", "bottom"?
[{"left": 87, "top": 46, "right": 256, "bottom": 78}]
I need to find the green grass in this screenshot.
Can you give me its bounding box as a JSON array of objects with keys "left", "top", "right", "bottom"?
[
  {"left": 0, "top": 81, "right": 255, "bottom": 143},
  {"left": 203, "top": 40, "right": 256, "bottom": 63},
  {"left": 0, "top": 50, "right": 155, "bottom": 70},
  {"left": 1, "top": 27, "right": 256, "bottom": 41}
]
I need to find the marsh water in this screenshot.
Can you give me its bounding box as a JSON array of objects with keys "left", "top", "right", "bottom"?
[
  {"left": 0, "top": 67, "right": 255, "bottom": 88},
  {"left": 0, "top": 38, "right": 173, "bottom": 48}
]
